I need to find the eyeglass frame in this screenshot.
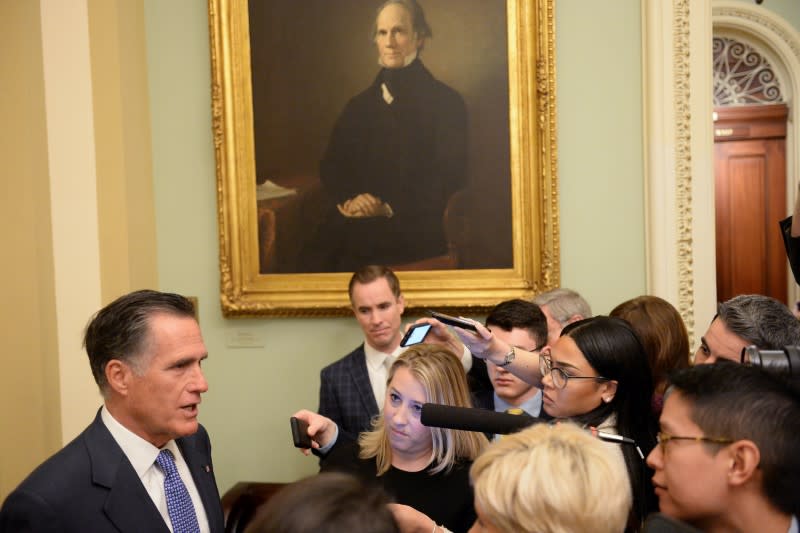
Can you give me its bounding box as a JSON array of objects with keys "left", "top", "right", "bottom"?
[
  {"left": 656, "top": 431, "right": 734, "bottom": 453},
  {"left": 538, "top": 350, "right": 611, "bottom": 389}
]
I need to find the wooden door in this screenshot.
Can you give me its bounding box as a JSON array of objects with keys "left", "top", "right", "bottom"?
[{"left": 714, "top": 104, "right": 787, "bottom": 303}]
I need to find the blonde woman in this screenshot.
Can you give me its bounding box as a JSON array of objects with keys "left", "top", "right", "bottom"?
[
  {"left": 470, "top": 422, "right": 631, "bottom": 533},
  {"left": 295, "top": 344, "right": 488, "bottom": 533}
]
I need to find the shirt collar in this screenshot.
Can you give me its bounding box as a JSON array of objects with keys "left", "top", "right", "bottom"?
[
  {"left": 363, "top": 341, "right": 405, "bottom": 372},
  {"left": 493, "top": 390, "right": 542, "bottom": 416},
  {"left": 101, "top": 405, "right": 180, "bottom": 478},
  {"left": 788, "top": 515, "right": 798, "bottom": 533}
]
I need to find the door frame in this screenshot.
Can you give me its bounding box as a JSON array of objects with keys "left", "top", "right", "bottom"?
[{"left": 642, "top": 1, "right": 800, "bottom": 344}]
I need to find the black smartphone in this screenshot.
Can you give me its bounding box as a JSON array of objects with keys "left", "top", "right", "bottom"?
[
  {"left": 290, "top": 416, "right": 312, "bottom": 448},
  {"left": 430, "top": 311, "right": 478, "bottom": 332},
  {"left": 400, "top": 323, "right": 432, "bottom": 347}
]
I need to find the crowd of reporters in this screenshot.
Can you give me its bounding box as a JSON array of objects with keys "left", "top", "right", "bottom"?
[
  {"left": 2, "top": 275, "right": 798, "bottom": 533},
  {"left": 284, "top": 269, "right": 800, "bottom": 533}
]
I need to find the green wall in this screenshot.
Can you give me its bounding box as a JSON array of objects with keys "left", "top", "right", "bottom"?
[
  {"left": 144, "top": 0, "right": 646, "bottom": 493},
  {"left": 732, "top": 0, "right": 800, "bottom": 33}
]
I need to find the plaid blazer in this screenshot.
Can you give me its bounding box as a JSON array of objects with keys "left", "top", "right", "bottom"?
[{"left": 318, "top": 344, "right": 380, "bottom": 441}]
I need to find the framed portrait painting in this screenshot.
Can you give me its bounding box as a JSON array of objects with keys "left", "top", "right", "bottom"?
[{"left": 209, "top": 0, "right": 558, "bottom": 316}]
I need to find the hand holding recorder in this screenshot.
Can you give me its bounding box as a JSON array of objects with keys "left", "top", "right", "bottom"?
[{"left": 290, "top": 410, "right": 338, "bottom": 454}]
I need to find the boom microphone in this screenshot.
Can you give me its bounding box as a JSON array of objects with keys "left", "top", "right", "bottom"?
[
  {"left": 420, "top": 403, "right": 639, "bottom": 448},
  {"left": 420, "top": 403, "right": 540, "bottom": 435}
]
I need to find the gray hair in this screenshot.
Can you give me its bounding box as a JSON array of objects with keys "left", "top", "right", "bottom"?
[
  {"left": 532, "top": 288, "right": 592, "bottom": 325},
  {"left": 716, "top": 294, "right": 800, "bottom": 349}
]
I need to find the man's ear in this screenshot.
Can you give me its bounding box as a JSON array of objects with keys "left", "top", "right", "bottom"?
[
  {"left": 397, "top": 294, "right": 406, "bottom": 315},
  {"left": 566, "top": 314, "right": 585, "bottom": 325},
  {"left": 105, "top": 359, "right": 133, "bottom": 396},
  {"left": 726, "top": 440, "right": 761, "bottom": 487}
]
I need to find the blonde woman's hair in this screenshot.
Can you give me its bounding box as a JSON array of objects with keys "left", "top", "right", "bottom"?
[
  {"left": 470, "top": 423, "right": 631, "bottom": 533},
  {"left": 359, "top": 344, "right": 488, "bottom": 475}
]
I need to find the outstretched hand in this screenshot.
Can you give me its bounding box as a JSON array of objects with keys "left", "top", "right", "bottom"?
[
  {"left": 291, "top": 409, "right": 337, "bottom": 456},
  {"left": 405, "top": 317, "right": 466, "bottom": 358},
  {"left": 444, "top": 319, "right": 496, "bottom": 359}
]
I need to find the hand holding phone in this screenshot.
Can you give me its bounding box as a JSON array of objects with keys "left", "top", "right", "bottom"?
[
  {"left": 400, "top": 323, "right": 432, "bottom": 347},
  {"left": 290, "top": 416, "right": 313, "bottom": 448},
  {"left": 430, "top": 311, "right": 479, "bottom": 332}
]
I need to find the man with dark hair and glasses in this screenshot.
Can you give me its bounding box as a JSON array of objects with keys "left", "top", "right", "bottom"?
[{"left": 646, "top": 362, "right": 800, "bottom": 532}]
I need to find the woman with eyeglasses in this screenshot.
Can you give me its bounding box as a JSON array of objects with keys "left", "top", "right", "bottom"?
[{"left": 449, "top": 315, "right": 658, "bottom": 530}]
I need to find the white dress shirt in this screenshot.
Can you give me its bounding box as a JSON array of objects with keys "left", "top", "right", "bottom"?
[
  {"left": 101, "top": 406, "right": 210, "bottom": 533},
  {"left": 364, "top": 343, "right": 405, "bottom": 410},
  {"left": 364, "top": 340, "right": 474, "bottom": 410}
]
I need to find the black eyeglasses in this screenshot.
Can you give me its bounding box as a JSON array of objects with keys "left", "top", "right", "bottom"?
[
  {"left": 539, "top": 351, "right": 610, "bottom": 389},
  {"left": 656, "top": 431, "right": 733, "bottom": 453}
]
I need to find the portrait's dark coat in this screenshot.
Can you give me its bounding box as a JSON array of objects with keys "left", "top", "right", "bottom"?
[{"left": 300, "top": 59, "right": 467, "bottom": 271}]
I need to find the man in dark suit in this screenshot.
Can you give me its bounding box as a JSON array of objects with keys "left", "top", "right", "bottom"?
[
  {"left": 0, "top": 290, "right": 224, "bottom": 533},
  {"left": 319, "top": 265, "right": 473, "bottom": 440},
  {"left": 298, "top": 0, "right": 467, "bottom": 272},
  {"left": 319, "top": 266, "right": 407, "bottom": 440}
]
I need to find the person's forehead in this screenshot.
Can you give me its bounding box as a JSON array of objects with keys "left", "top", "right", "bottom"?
[
  {"left": 549, "top": 336, "right": 591, "bottom": 369},
  {"left": 660, "top": 391, "right": 699, "bottom": 432},
  {"left": 351, "top": 278, "right": 396, "bottom": 305},
  {"left": 704, "top": 318, "right": 749, "bottom": 361},
  {"left": 376, "top": 3, "right": 412, "bottom": 28},
  {"left": 146, "top": 313, "right": 206, "bottom": 358},
  {"left": 390, "top": 366, "right": 426, "bottom": 400},
  {"left": 493, "top": 327, "right": 538, "bottom": 349}
]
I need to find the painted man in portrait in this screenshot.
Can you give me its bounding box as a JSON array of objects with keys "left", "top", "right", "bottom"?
[{"left": 299, "top": 0, "right": 467, "bottom": 272}]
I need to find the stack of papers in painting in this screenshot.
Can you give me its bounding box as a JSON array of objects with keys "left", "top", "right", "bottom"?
[{"left": 256, "top": 180, "right": 297, "bottom": 201}]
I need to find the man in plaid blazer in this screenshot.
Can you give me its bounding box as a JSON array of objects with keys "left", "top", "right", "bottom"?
[{"left": 318, "top": 266, "right": 406, "bottom": 440}]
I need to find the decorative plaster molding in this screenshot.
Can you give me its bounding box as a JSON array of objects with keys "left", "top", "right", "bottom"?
[
  {"left": 714, "top": 6, "right": 800, "bottom": 60},
  {"left": 674, "top": 0, "right": 695, "bottom": 338}
]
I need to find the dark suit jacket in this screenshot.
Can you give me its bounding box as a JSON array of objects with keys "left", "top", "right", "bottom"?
[
  {"left": 0, "top": 410, "right": 224, "bottom": 533},
  {"left": 780, "top": 216, "right": 800, "bottom": 285},
  {"left": 318, "top": 344, "right": 379, "bottom": 441}
]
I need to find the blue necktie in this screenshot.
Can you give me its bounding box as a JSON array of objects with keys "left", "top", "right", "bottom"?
[{"left": 156, "top": 449, "right": 201, "bottom": 533}]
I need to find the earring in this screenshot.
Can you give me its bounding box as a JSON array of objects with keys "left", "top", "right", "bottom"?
[{"left": 602, "top": 396, "right": 611, "bottom": 403}]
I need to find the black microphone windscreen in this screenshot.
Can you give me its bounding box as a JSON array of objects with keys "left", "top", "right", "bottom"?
[{"left": 420, "top": 403, "right": 540, "bottom": 434}]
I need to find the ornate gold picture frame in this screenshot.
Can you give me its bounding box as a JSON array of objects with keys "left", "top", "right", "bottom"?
[{"left": 209, "top": 0, "right": 558, "bottom": 317}]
